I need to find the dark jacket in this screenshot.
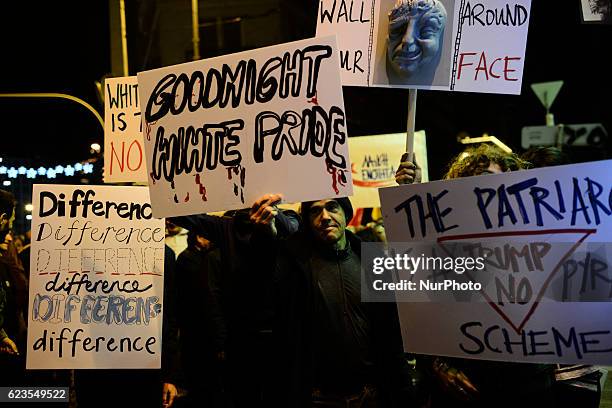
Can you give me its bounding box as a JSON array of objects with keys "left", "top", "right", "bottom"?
[
  {"left": 272, "top": 230, "right": 413, "bottom": 408},
  {"left": 170, "top": 211, "right": 299, "bottom": 333}
]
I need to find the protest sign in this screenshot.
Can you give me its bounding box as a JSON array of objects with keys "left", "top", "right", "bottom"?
[
  {"left": 104, "top": 76, "right": 148, "bottom": 183},
  {"left": 27, "top": 185, "right": 165, "bottom": 369},
  {"left": 137, "top": 36, "right": 352, "bottom": 218},
  {"left": 379, "top": 160, "right": 612, "bottom": 364},
  {"left": 349, "top": 131, "right": 428, "bottom": 208},
  {"left": 318, "top": 0, "right": 531, "bottom": 94},
  {"left": 316, "top": 0, "right": 375, "bottom": 86}
]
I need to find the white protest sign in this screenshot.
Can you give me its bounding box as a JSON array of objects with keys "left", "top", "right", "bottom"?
[
  {"left": 451, "top": 0, "right": 531, "bottom": 94},
  {"left": 318, "top": 0, "right": 531, "bottom": 94},
  {"left": 104, "top": 76, "right": 148, "bottom": 183},
  {"left": 316, "top": 0, "right": 375, "bottom": 86},
  {"left": 27, "top": 185, "right": 165, "bottom": 369},
  {"left": 349, "top": 131, "right": 428, "bottom": 208},
  {"left": 137, "top": 36, "right": 352, "bottom": 218},
  {"left": 379, "top": 160, "right": 612, "bottom": 364}
]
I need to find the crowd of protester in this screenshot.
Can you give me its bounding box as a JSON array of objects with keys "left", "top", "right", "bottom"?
[{"left": 0, "top": 144, "right": 606, "bottom": 407}]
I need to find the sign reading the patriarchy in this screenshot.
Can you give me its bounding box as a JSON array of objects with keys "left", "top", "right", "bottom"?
[
  {"left": 349, "top": 131, "right": 428, "bottom": 208},
  {"left": 104, "top": 76, "right": 148, "bottom": 183},
  {"left": 379, "top": 160, "right": 612, "bottom": 364},
  {"left": 317, "top": 0, "right": 531, "bottom": 94},
  {"left": 137, "top": 36, "right": 352, "bottom": 218},
  {"left": 27, "top": 185, "right": 165, "bottom": 369}
]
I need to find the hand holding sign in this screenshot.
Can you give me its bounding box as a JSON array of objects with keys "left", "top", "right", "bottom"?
[
  {"left": 395, "top": 152, "right": 422, "bottom": 185},
  {"left": 1, "top": 336, "right": 19, "bottom": 355},
  {"left": 250, "top": 193, "right": 283, "bottom": 237},
  {"left": 162, "top": 382, "right": 177, "bottom": 408},
  {"left": 432, "top": 357, "right": 479, "bottom": 401}
]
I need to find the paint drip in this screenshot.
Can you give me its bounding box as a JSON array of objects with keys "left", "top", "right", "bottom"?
[
  {"left": 307, "top": 91, "right": 319, "bottom": 106},
  {"left": 195, "top": 174, "right": 208, "bottom": 201},
  {"left": 227, "top": 165, "right": 247, "bottom": 202},
  {"left": 325, "top": 159, "right": 347, "bottom": 195}
]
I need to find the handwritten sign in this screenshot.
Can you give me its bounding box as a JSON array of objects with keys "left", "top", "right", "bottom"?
[
  {"left": 137, "top": 36, "right": 352, "bottom": 218},
  {"left": 318, "top": 0, "right": 531, "bottom": 94},
  {"left": 379, "top": 160, "right": 612, "bottom": 364},
  {"left": 27, "top": 185, "right": 165, "bottom": 369},
  {"left": 104, "top": 76, "right": 148, "bottom": 183},
  {"left": 349, "top": 131, "right": 428, "bottom": 208},
  {"left": 316, "top": 0, "right": 375, "bottom": 85}
]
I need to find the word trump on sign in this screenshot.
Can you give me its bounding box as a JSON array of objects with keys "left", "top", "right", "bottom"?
[{"left": 379, "top": 160, "right": 612, "bottom": 364}]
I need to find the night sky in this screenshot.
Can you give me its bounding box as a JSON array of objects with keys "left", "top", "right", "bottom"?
[{"left": 1, "top": 1, "right": 611, "bottom": 179}]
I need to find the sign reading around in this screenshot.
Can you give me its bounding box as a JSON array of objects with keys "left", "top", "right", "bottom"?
[{"left": 318, "top": 0, "right": 532, "bottom": 94}]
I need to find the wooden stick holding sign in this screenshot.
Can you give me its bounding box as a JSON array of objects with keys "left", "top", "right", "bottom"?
[{"left": 405, "top": 89, "right": 417, "bottom": 162}]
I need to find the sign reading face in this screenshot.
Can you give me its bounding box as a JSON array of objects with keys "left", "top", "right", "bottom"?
[{"left": 387, "top": 0, "right": 447, "bottom": 80}]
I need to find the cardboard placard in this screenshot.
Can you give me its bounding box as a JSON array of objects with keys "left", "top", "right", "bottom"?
[
  {"left": 318, "top": 0, "right": 531, "bottom": 94},
  {"left": 137, "top": 36, "right": 352, "bottom": 218},
  {"left": 379, "top": 160, "right": 612, "bottom": 364},
  {"left": 349, "top": 131, "right": 428, "bottom": 208},
  {"left": 27, "top": 185, "right": 165, "bottom": 369},
  {"left": 104, "top": 76, "right": 148, "bottom": 183}
]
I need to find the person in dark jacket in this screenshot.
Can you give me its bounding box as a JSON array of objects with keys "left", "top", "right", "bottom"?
[
  {"left": 396, "top": 145, "right": 555, "bottom": 408},
  {"left": 0, "top": 189, "right": 21, "bottom": 358},
  {"left": 272, "top": 197, "right": 414, "bottom": 408},
  {"left": 175, "top": 231, "right": 227, "bottom": 407},
  {"left": 170, "top": 193, "right": 300, "bottom": 408},
  {"left": 75, "top": 245, "right": 181, "bottom": 408}
]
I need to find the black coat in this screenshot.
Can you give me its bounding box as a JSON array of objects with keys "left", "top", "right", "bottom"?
[{"left": 272, "top": 231, "right": 414, "bottom": 408}]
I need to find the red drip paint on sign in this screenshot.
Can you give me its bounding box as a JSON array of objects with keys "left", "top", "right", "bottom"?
[
  {"left": 144, "top": 120, "right": 156, "bottom": 141},
  {"left": 325, "top": 159, "right": 348, "bottom": 195},
  {"left": 194, "top": 174, "right": 208, "bottom": 201},
  {"left": 184, "top": 192, "right": 190, "bottom": 202},
  {"left": 307, "top": 91, "right": 319, "bottom": 106}
]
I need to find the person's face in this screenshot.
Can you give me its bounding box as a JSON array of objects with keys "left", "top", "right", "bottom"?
[
  {"left": 0, "top": 208, "right": 15, "bottom": 232},
  {"left": 195, "top": 235, "right": 212, "bottom": 250},
  {"left": 308, "top": 200, "right": 346, "bottom": 244},
  {"left": 165, "top": 220, "right": 182, "bottom": 237},
  {"left": 478, "top": 162, "right": 503, "bottom": 176},
  {"left": 387, "top": 0, "right": 447, "bottom": 78},
  {"left": 373, "top": 223, "right": 387, "bottom": 242}
]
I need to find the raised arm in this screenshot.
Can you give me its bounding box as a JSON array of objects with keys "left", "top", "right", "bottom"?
[{"left": 168, "top": 214, "right": 226, "bottom": 244}]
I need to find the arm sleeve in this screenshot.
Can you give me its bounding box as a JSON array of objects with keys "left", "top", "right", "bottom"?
[
  {"left": 168, "top": 214, "right": 227, "bottom": 245},
  {"left": 275, "top": 210, "right": 300, "bottom": 239}
]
